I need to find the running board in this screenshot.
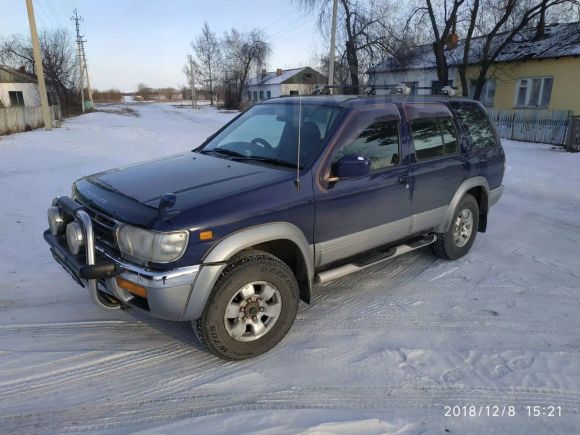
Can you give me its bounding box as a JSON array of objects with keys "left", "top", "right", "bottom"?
[{"left": 314, "top": 234, "right": 437, "bottom": 284}]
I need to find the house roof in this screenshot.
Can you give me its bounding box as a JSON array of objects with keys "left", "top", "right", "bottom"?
[
  {"left": 0, "top": 64, "right": 38, "bottom": 83},
  {"left": 247, "top": 67, "right": 317, "bottom": 86},
  {"left": 368, "top": 21, "right": 580, "bottom": 74}
]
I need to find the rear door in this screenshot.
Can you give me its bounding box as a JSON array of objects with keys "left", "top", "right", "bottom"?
[
  {"left": 403, "top": 103, "right": 466, "bottom": 233},
  {"left": 313, "top": 104, "right": 412, "bottom": 266},
  {"left": 449, "top": 101, "right": 505, "bottom": 189}
]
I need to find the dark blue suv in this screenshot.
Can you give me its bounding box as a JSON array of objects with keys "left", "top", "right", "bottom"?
[{"left": 44, "top": 94, "right": 505, "bottom": 360}]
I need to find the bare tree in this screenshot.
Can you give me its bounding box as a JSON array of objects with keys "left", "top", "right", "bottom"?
[
  {"left": 298, "top": 0, "right": 407, "bottom": 88},
  {"left": 0, "top": 29, "right": 79, "bottom": 115},
  {"left": 192, "top": 23, "right": 221, "bottom": 106},
  {"left": 136, "top": 83, "right": 153, "bottom": 100},
  {"left": 221, "top": 29, "right": 271, "bottom": 109},
  {"left": 470, "top": 0, "right": 575, "bottom": 99}
]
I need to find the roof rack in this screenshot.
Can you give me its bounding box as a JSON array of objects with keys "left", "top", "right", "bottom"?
[{"left": 312, "top": 83, "right": 458, "bottom": 97}]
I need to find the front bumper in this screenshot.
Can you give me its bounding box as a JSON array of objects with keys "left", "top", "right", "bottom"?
[{"left": 44, "top": 196, "right": 201, "bottom": 321}]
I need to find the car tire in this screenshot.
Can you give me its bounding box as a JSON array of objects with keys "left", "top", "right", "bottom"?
[
  {"left": 432, "top": 194, "right": 479, "bottom": 260},
  {"left": 194, "top": 249, "right": 299, "bottom": 360}
]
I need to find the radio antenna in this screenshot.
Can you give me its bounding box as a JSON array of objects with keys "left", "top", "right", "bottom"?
[{"left": 294, "top": 90, "right": 302, "bottom": 190}]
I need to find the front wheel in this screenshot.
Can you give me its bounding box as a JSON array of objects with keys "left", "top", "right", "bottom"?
[
  {"left": 194, "top": 250, "right": 299, "bottom": 360},
  {"left": 432, "top": 194, "right": 479, "bottom": 260}
]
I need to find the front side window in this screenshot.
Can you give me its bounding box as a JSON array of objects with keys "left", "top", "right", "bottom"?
[
  {"left": 9, "top": 91, "right": 24, "bottom": 107},
  {"left": 450, "top": 101, "right": 498, "bottom": 149},
  {"left": 266, "top": 91, "right": 271, "bottom": 99},
  {"left": 334, "top": 120, "right": 400, "bottom": 171},
  {"left": 253, "top": 91, "right": 257, "bottom": 101},
  {"left": 410, "top": 117, "right": 458, "bottom": 160},
  {"left": 259, "top": 91, "right": 264, "bottom": 100},
  {"left": 514, "top": 77, "right": 553, "bottom": 108},
  {"left": 200, "top": 103, "right": 343, "bottom": 168}
]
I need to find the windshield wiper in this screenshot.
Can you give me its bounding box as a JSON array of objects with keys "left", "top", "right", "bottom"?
[
  {"left": 238, "top": 156, "right": 300, "bottom": 169},
  {"left": 199, "top": 148, "right": 247, "bottom": 158}
]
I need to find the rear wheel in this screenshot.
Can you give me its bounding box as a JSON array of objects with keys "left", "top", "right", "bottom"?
[
  {"left": 194, "top": 250, "right": 299, "bottom": 360},
  {"left": 432, "top": 194, "right": 479, "bottom": 260}
]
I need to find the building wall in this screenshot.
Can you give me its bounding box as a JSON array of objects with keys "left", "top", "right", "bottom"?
[
  {"left": 280, "top": 83, "right": 320, "bottom": 96},
  {"left": 0, "top": 82, "right": 41, "bottom": 107},
  {"left": 462, "top": 57, "right": 580, "bottom": 114}
]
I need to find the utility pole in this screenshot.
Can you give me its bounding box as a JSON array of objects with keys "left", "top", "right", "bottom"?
[
  {"left": 71, "top": 9, "right": 85, "bottom": 113},
  {"left": 188, "top": 54, "right": 197, "bottom": 109},
  {"left": 25, "top": 0, "right": 52, "bottom": 130},
  {"left": 327, "top": 0, "right": 339, "bottom": 94},
  {"left": 80, "top": 42, "right": 93, "bottom": 106}
]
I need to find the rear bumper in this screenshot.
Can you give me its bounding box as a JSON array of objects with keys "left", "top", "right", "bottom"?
[{"left": 44, "top": 197, "right": 201, "bottom": 321}]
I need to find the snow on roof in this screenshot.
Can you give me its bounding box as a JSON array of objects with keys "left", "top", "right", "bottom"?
[
  {"left": 247, "top": 67, "right": 309, "bottom": 86},
  {"left": 368, "top": 22, "right": 580, "bottom": 74}
]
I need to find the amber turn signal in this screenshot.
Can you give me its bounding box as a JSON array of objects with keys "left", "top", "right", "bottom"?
[
  {"left": 116, "top": 277, "right": 147, "bottom": 298},
  {"left": 199, "top": 230, "right": 213, "bottom": 241}
]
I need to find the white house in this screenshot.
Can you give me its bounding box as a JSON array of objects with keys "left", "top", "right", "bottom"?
[
  {"left": 244, "top": 67, "right": 327, "bottom": 104},
  {"left": 0, "top": 65, "right": 58, "bottom": 108}
]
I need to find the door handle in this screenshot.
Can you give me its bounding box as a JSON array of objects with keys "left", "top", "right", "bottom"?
[{"left": 398, "top": 175, "right": 410, "bottom": 189}]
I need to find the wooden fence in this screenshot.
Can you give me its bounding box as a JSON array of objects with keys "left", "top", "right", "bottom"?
[
  {"left": 486, "top": 108, "right": 571, "bottom": 146},
  {"left": 0, "top": 105, "right": 62, "bottom": 135}
]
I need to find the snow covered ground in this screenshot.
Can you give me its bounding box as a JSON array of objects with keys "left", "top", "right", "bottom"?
[{"left": 0, "top": 103, "right": 579, "bottom": 434}]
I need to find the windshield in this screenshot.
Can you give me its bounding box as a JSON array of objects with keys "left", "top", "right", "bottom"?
[{"left": 199, "top": 102, "right": 343, "bottom": 168}]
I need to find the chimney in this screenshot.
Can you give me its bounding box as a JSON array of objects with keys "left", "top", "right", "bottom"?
[
  {"left": 261, "top": 68, "right": 267, "bottom": 77},
  {"left": 276, "top": 68, "right": 283, "bottom": 77},
  {"left": 18, "top": 65, "right": 27, "bottom": 74}
]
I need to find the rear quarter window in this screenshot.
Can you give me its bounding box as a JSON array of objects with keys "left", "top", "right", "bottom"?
[{"left": 451, "top": 102, "right": 498, "bottom": 149}]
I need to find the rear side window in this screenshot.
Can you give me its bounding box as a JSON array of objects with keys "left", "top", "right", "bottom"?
[
  {"left": 410, "top": 117, "right": 458, "bottom": 161},
  {"left": 334, "top": 120, "right": 400, "bottom": 171},
  {"left": 451, "top": 102, "right": 498, "bottom": 149}
]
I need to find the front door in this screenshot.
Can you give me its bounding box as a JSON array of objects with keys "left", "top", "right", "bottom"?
[{"left": 313, "top": 105, "right": 412, "bottom": 267}]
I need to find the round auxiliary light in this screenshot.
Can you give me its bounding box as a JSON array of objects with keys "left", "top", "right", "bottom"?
[
  {"left": 47, "top": 206, "right": 66, "bottom": 236},
  {"left": 66, "top": 221, "right": 85, "bottom": 255}
]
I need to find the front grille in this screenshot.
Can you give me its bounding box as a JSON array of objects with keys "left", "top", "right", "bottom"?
[{"left": 75, "top": 197, "right": 120, "bottom": 254}]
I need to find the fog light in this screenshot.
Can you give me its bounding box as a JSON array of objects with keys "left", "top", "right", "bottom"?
[
  {"left": 116, "top": 277, "right": 147, "bottom": 298},
  {"left": 47, "top": 206, "right": 66, "bottom": 236},
  {"left": 66, "top": 221, "right": 84, "bottom": 255}
]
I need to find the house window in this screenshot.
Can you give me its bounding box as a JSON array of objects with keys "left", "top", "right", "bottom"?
[
  {"left": 469, "top": 79, "right": 496, "bottom": 107},
  {"left": 410, "top": 117, "right": 458, "bottom": 160},
  {"left": 514, "top": 77, "right": 553, "bottom": 108},
  {"left": 259, "top": 91, "right": 264, "bottom": 100},
  {"left": 247, "top": 91, "right": 251, "bottom": 101},
  {"left": 289, "top": 90, "right": 299, "bottom": 96},
  {"left": 253, "top": 91, "right": 258, "bottom": 101},
  {"left": 266, "top": 91, "right": 271, "bottom": 99},
  {"left": 9, "top": 91, "right": 24, "bottom": 107}
]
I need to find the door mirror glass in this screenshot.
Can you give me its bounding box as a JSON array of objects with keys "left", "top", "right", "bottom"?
[{"left": 332, "top": 154, "right": 371, "bottom": 179}]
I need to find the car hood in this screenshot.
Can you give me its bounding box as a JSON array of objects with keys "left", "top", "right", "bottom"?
[{"left": 84, "top": 152, "right": 294, "bottom": 209}]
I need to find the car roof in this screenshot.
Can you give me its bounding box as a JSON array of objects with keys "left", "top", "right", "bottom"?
[{"left": 262, "top": 95, "right": 476, "bottom": 108}]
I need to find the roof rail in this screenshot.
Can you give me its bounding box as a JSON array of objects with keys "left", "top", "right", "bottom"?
[{"left": 312, "top": 84, "right": 459, "bottom": 97}]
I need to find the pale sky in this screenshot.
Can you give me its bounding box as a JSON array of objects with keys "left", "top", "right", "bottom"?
[{"left": 0, "top": 0, "right": 323, "bottom": 92}]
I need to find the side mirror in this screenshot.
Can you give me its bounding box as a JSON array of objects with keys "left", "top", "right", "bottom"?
[{"left": 331, "top": 154, "right": 371, "bottom": 180}]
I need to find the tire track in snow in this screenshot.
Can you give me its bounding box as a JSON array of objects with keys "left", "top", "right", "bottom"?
[{"left": 1, "top": 385, "right": 578, "bottom": 433}]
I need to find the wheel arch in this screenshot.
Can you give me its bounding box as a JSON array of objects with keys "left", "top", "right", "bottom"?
[
  {"left": 435, "top": 176, "right": 490, "bottom": 234},
  {"left": 181, "top": 222, "right": 314, "bottom": 321}
]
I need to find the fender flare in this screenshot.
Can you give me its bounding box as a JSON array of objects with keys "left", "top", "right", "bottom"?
[
  {"left": 434, "top": 176, "right": 489, "bottom": 233},
  {"left": 181, "top": 222, "right": 314, "bottom": 321}
]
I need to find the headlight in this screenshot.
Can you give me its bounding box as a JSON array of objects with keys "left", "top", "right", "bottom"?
[
  {"left": 116, "top": 224, "right": 189, "bottom": 263},
  {"left": 47, "top": 206, "right": 66, "bottom": 236},
  {"left": 66, "top": 221, "right": 84, "bottom": 255}
]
